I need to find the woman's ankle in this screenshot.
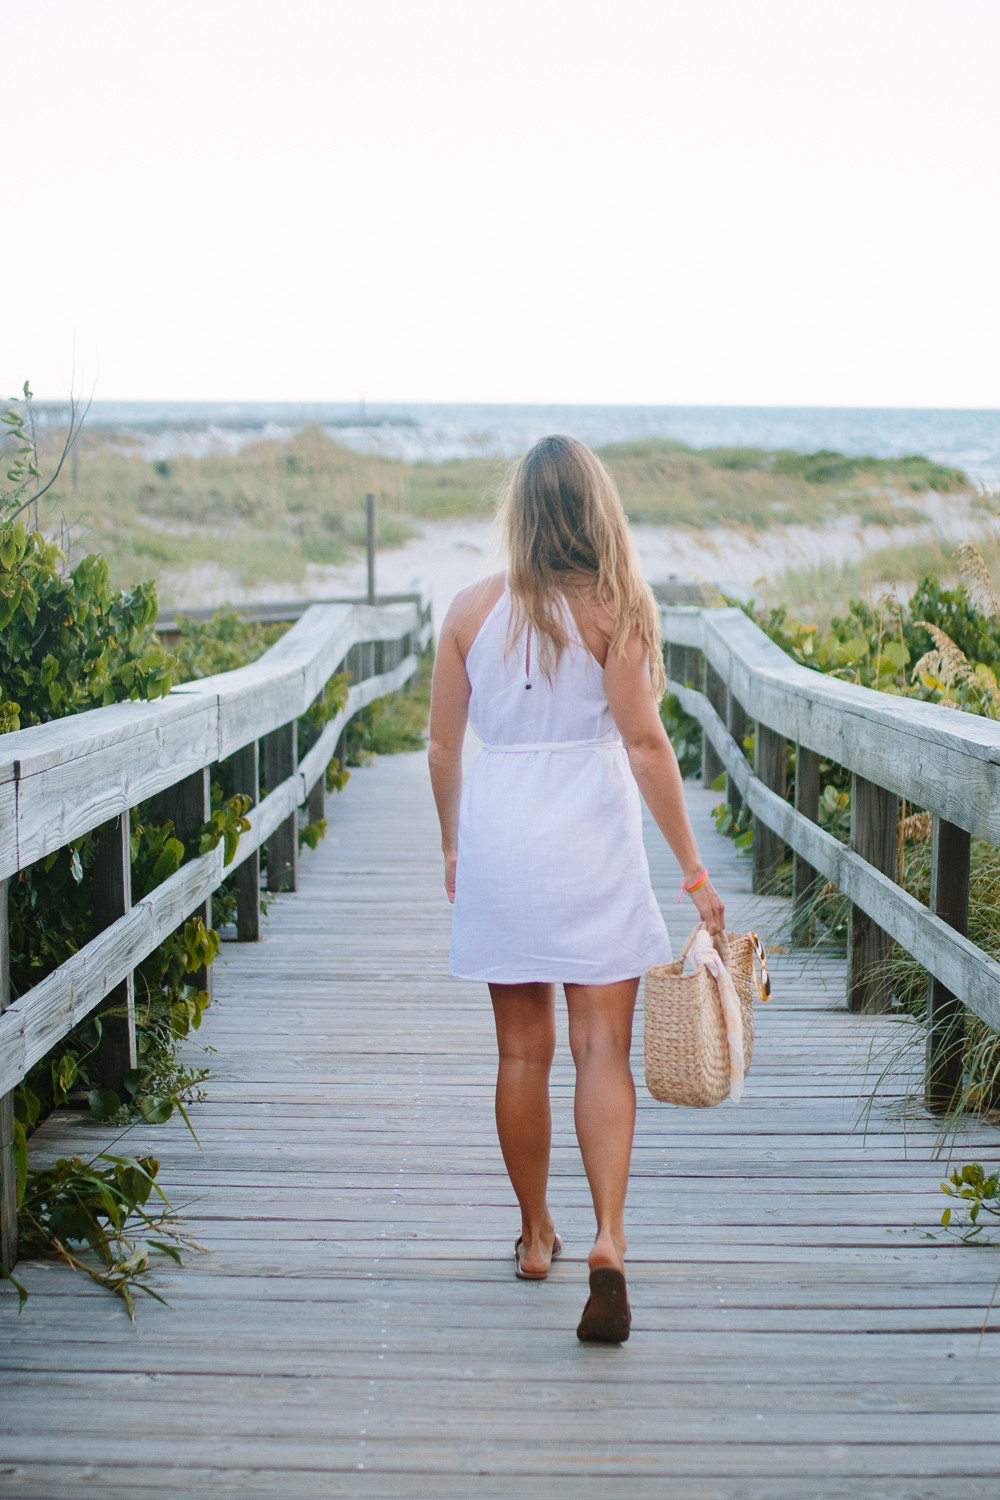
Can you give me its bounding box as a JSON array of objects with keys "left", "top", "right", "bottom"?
[
  {"left": 519, "top": 1211, "right": 555, "bottom": 1251},
  {"left": 588, "top": 1228, "right": 625, "bottom": 1273}
]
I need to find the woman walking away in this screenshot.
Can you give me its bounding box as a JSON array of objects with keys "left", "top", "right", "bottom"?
[{"left": 428, "top": 435, "right": 724, "bottom": 1343}]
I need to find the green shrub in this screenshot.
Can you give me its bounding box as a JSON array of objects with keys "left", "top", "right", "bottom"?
[
  {"left": 740, "top": 551, "right": 1000, "bottom": 1115},
  {"left": 659, "top": 690, "right": 702, "bottom": 780}
]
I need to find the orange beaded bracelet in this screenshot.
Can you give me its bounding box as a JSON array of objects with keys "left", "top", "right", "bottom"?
[{"left": 678, "top": 868, "right": 709, "bottom": 902}]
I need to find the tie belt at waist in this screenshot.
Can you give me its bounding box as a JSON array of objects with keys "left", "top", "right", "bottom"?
[{"left": 479, "top": 735, "right": 623, "bottom": 754}]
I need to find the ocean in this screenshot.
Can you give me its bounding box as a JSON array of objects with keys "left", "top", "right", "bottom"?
[{"left": 68, "top": 401, "right": 1000, "bottom": 490}]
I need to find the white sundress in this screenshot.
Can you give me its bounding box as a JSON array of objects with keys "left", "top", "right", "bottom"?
[{"left": 448, "top": 585, "right": 673, "bottom": 985}]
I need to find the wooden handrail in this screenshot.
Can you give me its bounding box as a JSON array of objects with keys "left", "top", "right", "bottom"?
[
  {"left": 0, "top": 586, "right": 432, "bottom": 1098},
  {"left": 660, "top": 604, "right": 1000, "bottom": 1109},
  {"left": 662, "top": 606, "right": 1000, "bottom": 842},
  {"left": 1, "top": 583, "right": 432, "bottom": 879}
]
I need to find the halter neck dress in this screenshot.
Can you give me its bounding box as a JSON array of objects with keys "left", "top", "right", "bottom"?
[{"left": 449, "top": 584, "right": 673, "bottom": 985}]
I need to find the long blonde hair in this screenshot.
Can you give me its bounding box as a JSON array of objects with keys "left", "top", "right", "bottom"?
[{"left": 497, "top": 434, "right": 665, "bottom": 698}]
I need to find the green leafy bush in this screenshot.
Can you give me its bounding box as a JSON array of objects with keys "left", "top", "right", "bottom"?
[
  {"left": 940, "top": 1162, "right": 1000, "bottom": 1244},
  {"left": 738, "top": 548, "right": 1000, "bottom": 1115},
  {"left": 344, "top": 646, "right": 432, "bottom": 764},
  {"left": 659, "top": 690, "right": 702, "bottom": 779},
  {"left": 3, "top": 1152, "right": 202, "bottom": 1317},
  {"left": 172, "top": 603, "right": 289, "bottom": 681},
  {"left": 0, "top": 532, "right": 177, "bottom": 733}
]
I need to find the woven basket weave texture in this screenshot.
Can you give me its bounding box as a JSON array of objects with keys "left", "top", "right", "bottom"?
[{"left": 643, "top": 928, "right": 756, "bottom": 1109}]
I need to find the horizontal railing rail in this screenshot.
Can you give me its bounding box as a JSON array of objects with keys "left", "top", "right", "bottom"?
[
  {"left": 660, "top": 605, "right": 1000, "bottom": 1115},
  {"left": 154, "top": 586, "right": 432, "bottom": 636},
  {"left": 0, "top": 583, "right": 432, "bottom": 1267}
]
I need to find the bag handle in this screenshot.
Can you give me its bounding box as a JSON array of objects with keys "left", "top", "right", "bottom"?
[
  {"left": 679, "top": 923, "right": 730, "bottom": 969},
  {"left": 678, "top": 923, "right": 706, "bottom": 967},
  {"left": 678, "top": 925, "right": 770, "bottom": 1002}
]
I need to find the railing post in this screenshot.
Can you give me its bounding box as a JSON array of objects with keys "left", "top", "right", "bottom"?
[
  {"left": 680, "top": 646, "right": 703, "bottom": 778},
  {"left": 925, "top": 816, "right": 971, "bottom": 1112},
  {"left": 848, "top": 774, "right": 897, "bottom": 1013},
  {"left": 263, "top": 723, "right": 298, "bottom": 892},
  {"left": 162, "top": 769, "right": 213, "bottom": 996},
  {"left": 702, "top": 660, "right": 726, "bottom": 789},
  {"left": 726, "top": 692, "right": 747, "bottom": 818},
  {"left": 792, "top": 746, "right": 821, "bottom": 943},
  {"left": 93, "top": 813, "right": 136, "bottom": 1093},
  {"left": 233, "top": 740, "right": 260, "bottom": 942},
  {"left": 303, "top": 721, "right": 326, "bottom": 826},
  {"left": 683, "top": 646, "right": 702, "bottom": 689},
  {"left": 0, "top": 878, "right": 16, "bottom": 1272},
  {"left": 753, "top": 725, "right": 786, "bottom": 892}
]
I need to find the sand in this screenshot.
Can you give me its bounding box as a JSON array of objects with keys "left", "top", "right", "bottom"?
[{"left": 158, "top": 495, "right": 994, "bottom": 635}]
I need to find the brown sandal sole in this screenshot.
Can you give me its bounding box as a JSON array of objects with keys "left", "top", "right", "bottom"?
[{"left": 576, "top": 1266, "right": 631, "bottom": 1342}]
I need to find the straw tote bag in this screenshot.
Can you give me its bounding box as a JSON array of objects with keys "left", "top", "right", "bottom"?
[{"left": 643, "top": 926, "right": 770, "bottom": 1108}]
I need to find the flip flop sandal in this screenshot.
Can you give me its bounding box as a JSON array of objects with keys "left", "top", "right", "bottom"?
[
  {"left": 576, "top": 1266, "right": 631, "bottom": 1343},
  {"left": 513, "top": 1232, "right": 563, "bottom": 1280}
]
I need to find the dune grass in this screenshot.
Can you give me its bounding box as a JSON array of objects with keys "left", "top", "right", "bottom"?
[
  {"left": 770, "top": 532, "right": 1000, "bottom": 631},
  {"left": 602, "top": 438, "right": 974, "bottom": 529},
  {"left": 25, "top": 424, "right": 979, "bottom": 605}
]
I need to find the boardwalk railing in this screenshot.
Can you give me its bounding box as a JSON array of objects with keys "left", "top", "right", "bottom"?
[
  {"left": 0, "top": 583, "right": 433, "bottom": 1266},
  {"left": 659, "top": 603, "right": 1000, "bottom": 1113}
]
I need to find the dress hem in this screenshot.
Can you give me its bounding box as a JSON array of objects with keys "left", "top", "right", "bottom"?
[{"left": 449, "top": 957, "right": 669, "bottom": 985}]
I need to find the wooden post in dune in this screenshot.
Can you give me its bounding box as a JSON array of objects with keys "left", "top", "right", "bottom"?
[{"left": 366, "top": 493, "right": 377, "bottom": 606}]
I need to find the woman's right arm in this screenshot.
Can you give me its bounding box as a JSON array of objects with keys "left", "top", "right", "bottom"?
[
  {"left": 427, "top": 605, "right": 473, "bottom": 903},
  {"left": 429, "top": 575, "right": 506, "bottom": 902},
  {"left": 604, "top": 634, "right": 725, "bottom": 935}
]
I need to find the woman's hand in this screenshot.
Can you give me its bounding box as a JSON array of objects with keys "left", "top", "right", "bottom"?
[
  {"left": 689, "top": 878, "right": 724, "bottom": 935},
  {"left": 444, "top": 853, "right": 457, "bottom": 904}
]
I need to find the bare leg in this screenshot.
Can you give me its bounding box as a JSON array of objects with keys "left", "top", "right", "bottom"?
[
  {"left": 565, "top": 978, "right": 640, "bottom": 1275},
  {"left": 489, "top": 981, "right": 558, "bottom": 1276}
]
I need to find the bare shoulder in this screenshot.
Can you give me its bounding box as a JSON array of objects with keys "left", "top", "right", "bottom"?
[
  {"left": 443, "top": 573, "right": 506, "bottom": 658},
  {"left": 587, "top": 596, "right": 617, "bottom": 640}
]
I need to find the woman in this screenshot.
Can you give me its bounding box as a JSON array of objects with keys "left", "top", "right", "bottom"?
[{"left": 428, "top": 435, "right": 724, "bottom": 1343}]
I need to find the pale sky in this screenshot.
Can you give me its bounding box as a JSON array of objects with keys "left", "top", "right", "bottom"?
[{"left": 6, "top": 0, "right": 999, "bottom": 407}]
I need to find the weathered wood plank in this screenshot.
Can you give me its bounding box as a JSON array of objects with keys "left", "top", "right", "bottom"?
[
  {"left": 232, "top": 740, "right": 260, "bottom": 943},
  {"left": 792, "top": 744, "right": 819, "bottom": 941},
  {"left": 262, "top": 723, "right": 297, "bottom": 894},
  {"left": 726, "top": 690, "right": 747, "bottom": 819},
  {"left": 0, "top": 654, "right": 422, "bottom": 1093},
  {"left": 297, "top": 655, "right": 419, "bottom": 797},
  {"left": 847, "top": 774, "right": 897, "bottom": 1014},
  {"left": 170, "top": 602, "right": 419, "bottom": 761},
  {"left": 1, "top": 602, "right": 422, "bottom": 879},
  {"left": 2, "top": 695, "right": 217, "bottom": 879},
  {"left": 669, "top": 677, "right": 1000, "bottom": 1033},
  {"left": 92, "top": 813, "right": 136, "bottom": 1091},
  {"left": 753, "top": 724, "right": 786, "bottom": 891},
  {"left": 2, "top": 1469, "right": 998, "bottom": 1500},
  {"left": 926, "top": 816, "right": 972, "bottom": 1113},
  {"left": 661, "top": 605, "right": 1000, "bottom": 843},
  {"left": 162, "top": 767, "right": 213, "bottom": 996},
  {"left": 702, "top": 660, "right": 726, "bottom": 788},
  {"left": 5, "top": 758, "right": 999, "bottom": 1498},
  {"left": 0, "top": 876, "right": 14, "bottom": 1271}
]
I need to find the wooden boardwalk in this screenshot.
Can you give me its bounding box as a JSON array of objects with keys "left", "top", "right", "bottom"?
[{"left": 2, "top": 751, "right": 999, "bottom": 1499}]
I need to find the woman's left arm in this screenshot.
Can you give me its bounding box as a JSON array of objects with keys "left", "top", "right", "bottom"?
[
  {"left": 428, "top": 611, "right": 472, "bottom": 903},
  {"left": 604, "top": 636, "right": 725, "bottom": 934}
]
